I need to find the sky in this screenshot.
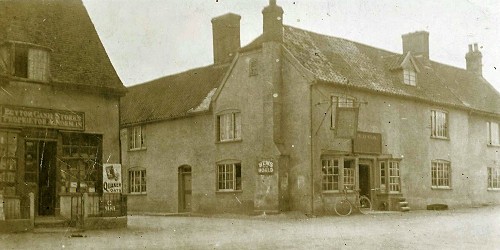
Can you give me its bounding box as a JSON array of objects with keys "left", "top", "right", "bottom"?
[{"left": 83, "top": 0, "right": 500, "bottom": 92}]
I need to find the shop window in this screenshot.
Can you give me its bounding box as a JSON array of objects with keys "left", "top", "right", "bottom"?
[
  {"left": 379, "top": 161, "right": 386, "bottom": 191},
  {"left": 431, "top": 160, "right": 451, "bottom": 189},
  {"left": 217, "top": 162, "right": 241, "bottom": 191},
  {"left": 129, "top": 169, "right": 146, "bottom": 194},
  {"left": 431, "top": 110, "right": 448, "bottom": 139},
  {"left": 343, "top": 160, "right": 355, "bottom": 190},
  {"left": 321, "top": 157, "right": 355, "bottom": 192},
  {"left": 128, "top": 125, "right": 146, "bottom": 150},
  {"left": 322, "top": 159, "right": 339, "bottom": 191},
  {"left": 487, "top": 167, "right": 500, "bottom": 190},
  {"left": 487, "top": 122, "right": 499, "bottom": 146},
  {"left": 60, "top": 133, "right": 102, "bottom": 193},
  {"left": 378, "top": 159, "right": 401, "bottom": 193},
  {"left": 403, "top": 69, "right": 416, "bottom": 86},
  {"left": 388, "top": 161, "right": 401, "bottom": 192},
  {"left": 217, "top": 112, "right": 241, "bottom": 142},
  {"left": 0, "top": 131, "right": 18, "bottom": 196},
  {"left": 9, "top": 43, "right": 50, "bottom": 82},
  {"left": 249, "top": 58, "right": 258, "bottom": 76}
]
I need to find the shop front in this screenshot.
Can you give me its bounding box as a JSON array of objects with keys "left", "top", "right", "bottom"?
[
  {"left": 0, "top": 105, "right": 126, "bottom": 230},
  {"left": 318, "top": 132, "right": 408, "bottom": 213}
]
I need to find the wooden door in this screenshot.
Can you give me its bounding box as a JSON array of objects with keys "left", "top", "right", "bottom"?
[{"left": 178, "top": 166, "right": 192, "bottom": 212}]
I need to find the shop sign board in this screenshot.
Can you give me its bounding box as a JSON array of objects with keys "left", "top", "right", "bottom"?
[
  {"left": 103, "top": 164, "right": 122, "bottom": 193},
  {"left": 258, "top": 160, "right": 274, "bottom": 175},
  {"left": 0, "top": 105, "right": 84, "bottom": 130},
  {"left": 352, "top": 131, "right": 382, "bottom": 154}
]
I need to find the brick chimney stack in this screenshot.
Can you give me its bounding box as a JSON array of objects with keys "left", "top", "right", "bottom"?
[
  {"left": 465, "top": 43, "right": 483, "bottom": 76},
  {"left": 211, "top": 13, "right": 241, "bottom": 65},
  {"left": 262, "top": 0, "right": 284, "bottom": 43},
  {"left": 402, "top": 31, "right": 430, "bottom": 59}
]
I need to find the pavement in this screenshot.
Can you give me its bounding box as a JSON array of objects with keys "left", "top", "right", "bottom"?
[{"left": 1, "top": 205, "right": 499, "bottom": 249}]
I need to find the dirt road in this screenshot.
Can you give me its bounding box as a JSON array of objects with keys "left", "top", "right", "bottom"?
[{"left": 1, "top": 206, "right": 499, "bottom": 249}]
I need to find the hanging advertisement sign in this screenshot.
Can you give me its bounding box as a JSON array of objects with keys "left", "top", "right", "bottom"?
[{"left": 103, "top": 163, "right": 122, "bottom": 193}]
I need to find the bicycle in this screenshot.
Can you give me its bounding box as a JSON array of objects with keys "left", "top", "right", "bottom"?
[{"left": 334, "top": 188, "right": 372, "bottom": 216}]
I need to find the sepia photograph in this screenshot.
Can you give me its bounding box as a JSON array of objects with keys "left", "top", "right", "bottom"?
[{"left": 0, "top": 0, "right": 499, "bottom": 249}]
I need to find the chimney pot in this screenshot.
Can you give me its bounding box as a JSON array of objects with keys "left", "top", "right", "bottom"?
[{"left": 465, "top": 43, "right": 482, "bottom": 76}]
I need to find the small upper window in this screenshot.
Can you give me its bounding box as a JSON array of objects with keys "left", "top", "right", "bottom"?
[
  {"left": 431, "top": 110, "right": 449, "bottom": 139},
  {"left": 217, "top": 112, "right": 241, "bottom": 142},
  {"left": 128, "top": 125, "right": 146, "bottom": 150},
  {"left": 487, "top": 122, "right": 499, "bottom": 146},
  {"left": 403, "top": 69, "right": 416, "bottom": 86},
  {"left": 11, "top": 44, "right": 50, "bottom": 82}
]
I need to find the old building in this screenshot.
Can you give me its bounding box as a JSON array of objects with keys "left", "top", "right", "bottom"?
[
  {"left": 0, "top": 0, "right": 127, "bottom": 231},
  {"left": 120, "top": 0, "right": 500, "bottom": 215}
]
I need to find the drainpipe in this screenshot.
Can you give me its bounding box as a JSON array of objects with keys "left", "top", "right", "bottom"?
[{"left": 309, "top": 81, "right": 315, "bottom": 215}]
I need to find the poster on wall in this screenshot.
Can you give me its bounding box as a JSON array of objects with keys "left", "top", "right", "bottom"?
[{"left": 103, "top": 163, "right": 122, "bottom": 193}]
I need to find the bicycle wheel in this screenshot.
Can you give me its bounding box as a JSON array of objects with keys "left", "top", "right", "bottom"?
[
  {"left": 358, "top": 196, "right": 372, "bottom": 214},
  {"left": 334, "top": 199, "right": 352, "bottom": 216}
]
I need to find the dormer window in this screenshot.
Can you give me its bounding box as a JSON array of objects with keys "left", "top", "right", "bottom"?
[
  {"left": 1, "top": 42, "right": 50, "bottom": 82},
  {"left": 403, "top": 69, "right": 416, "bottom": 86}
]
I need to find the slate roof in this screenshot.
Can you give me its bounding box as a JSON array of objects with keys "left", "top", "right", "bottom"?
[
  {"left": 281, "top": 26, "right": 500, "bottom": 115},
  {"left": 120, "top": 65, "right": 228, "bottom": 126},
  {"left": 0, "top": 0, "right": 126, "bottom": 94}
]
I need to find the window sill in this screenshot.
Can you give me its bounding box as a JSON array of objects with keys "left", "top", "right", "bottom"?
[
  {"left": 128, "top": 147, "right": 147, "bottom": 152},
  {"left": 216, "top": 139, "right": 242, "bottom": 144},
  {"left": 430, "top": 136, "right": 449, "bottom": 141},
  {"left": 431, "top": 186, "right": 452, "bottom": 190},
  {"left": 9, "top": 75, "right": 49, "bottom": 84},
  {"left": 487, "top": 144, "right": 500, "bottom": 148},
  {"left": 126, "top": 193, "right": 147, "bottom": 196},
  {"left": 321, "top": 190, "right": 341, "bottom": 194},
  {"left": 216, "top": 190, "right": 242, "bottom": 194},
  {"left": 487, "top": 188, "right": 500, "bottom": 191}
]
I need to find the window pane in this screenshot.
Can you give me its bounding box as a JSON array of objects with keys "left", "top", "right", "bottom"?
[
  {"left": 234, "top": 113, "right": 241, "bottom": 140},
  {"left": 491, "top": 122, "right": 499, "bottom": 145}
]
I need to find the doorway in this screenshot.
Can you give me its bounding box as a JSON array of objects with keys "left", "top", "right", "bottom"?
[
  {"left": 36, "top": 141, "right": 57, "bottom": 216},
  {"left": 178, "top": 166, "right": 192, "bottom": 212},
  {"left": 358, "top": 164, "right": 371, "bottom": 199}
]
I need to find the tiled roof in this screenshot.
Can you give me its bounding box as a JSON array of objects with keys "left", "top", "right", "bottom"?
[
  {"left": 0, "top": 0, "right": 125, "bottom": 94},
  {"left": 120, "top": 65, "right": 229, "bottom": 126},
  {"left": 283, "top": 26, "right": 500, "bottom": 115}
]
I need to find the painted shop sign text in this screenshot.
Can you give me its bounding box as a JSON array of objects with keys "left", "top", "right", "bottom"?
[
  {"left": 352, "top": 131, "right": 382, "bottom": 154},
  {"left": 258, "top": 160, "right": 274, "bottom": 175},
  {"left": 0, "top": 105, "right": 84, "bottom": 130}
]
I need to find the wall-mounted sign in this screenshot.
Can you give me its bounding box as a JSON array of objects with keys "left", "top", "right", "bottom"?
[
  {"left": 0, "top": 105, "right": 84, "bottom": 130},
  {"left": 103, "top": 164, "right": 122, "bottom": 193},
  {"left": 258, "top": 160, "right": 274, "bottom": 175},
  {"left": 352, "top": 131, "right": 382, "bottom": 154}
]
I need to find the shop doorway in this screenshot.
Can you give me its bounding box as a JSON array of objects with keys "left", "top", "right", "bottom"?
[
  {"left": 36, "top": 141, "right": 57, "bottom": 216},
  {"left": 178, "top": 166, "right": 192, "bottom": 212},
  {"left": 358, "top": 164, "right": 371, "bottom": 199}
]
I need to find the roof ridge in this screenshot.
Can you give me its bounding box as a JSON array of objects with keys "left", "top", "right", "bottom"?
[
  {"left": 128, "top": 63, "right": 224, "bottom": 89},
  {"left": 284, "top": 25, "right": 400, "bottom": 56}
]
